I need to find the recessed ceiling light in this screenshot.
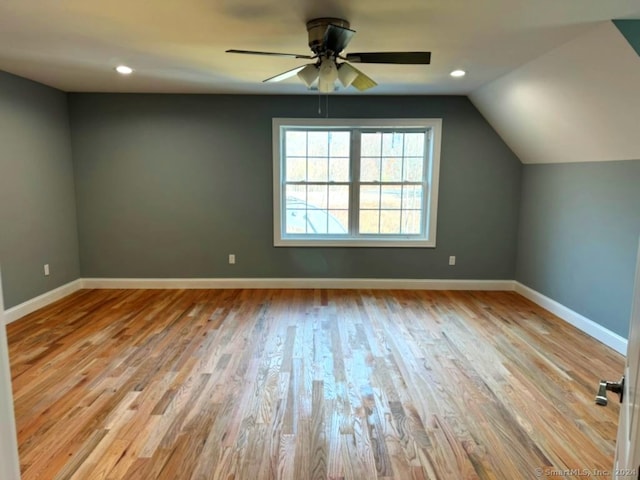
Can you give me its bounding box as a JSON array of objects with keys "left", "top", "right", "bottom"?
[
  {"left": 450, "top": 69, "right": 466, "bottom": 78},
  {"left": 115, "top": 65, "right": 133, "bottom": 75}
]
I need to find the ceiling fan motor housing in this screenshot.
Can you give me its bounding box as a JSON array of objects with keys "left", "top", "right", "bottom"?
[{"left": 306, "top": 18, "right": 350, "bottom": 56}]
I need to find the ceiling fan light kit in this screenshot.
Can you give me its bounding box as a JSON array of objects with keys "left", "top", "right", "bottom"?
[
  {"left": 297, "top": 64, "right": 319, "bottom": 87},
  {"left": 318, "top": 57, "right": 339, "bottom": 93},
  {"left": 226, "top": 17, "right": 431, "bottom": 93},
  {"left": 337, "top": 63, "right": 359, "bottom": 88}
]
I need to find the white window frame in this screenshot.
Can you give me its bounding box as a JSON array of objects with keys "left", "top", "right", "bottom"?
[{"left": 273, "top": 118, "right": 442, "bottom": 247}]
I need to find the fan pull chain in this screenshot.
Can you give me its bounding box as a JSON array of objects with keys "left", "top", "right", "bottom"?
[
  {"left": 318, "top": 92, "right": 329, "bottom": 118},
  {"left": 317, "top": 93, "right": 330, "bottom": 118}
]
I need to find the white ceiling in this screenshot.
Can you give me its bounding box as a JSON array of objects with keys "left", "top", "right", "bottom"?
[{"left": 0, "top": 0, "right": 638, "bottom": 94}]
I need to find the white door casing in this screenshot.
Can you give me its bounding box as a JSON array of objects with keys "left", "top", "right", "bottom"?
[
  {"left": 615, "top": 238, "right": 640, "bottom": 478},
  {"left": 0, "top": 267, "right": 21, "bottom": 480}
]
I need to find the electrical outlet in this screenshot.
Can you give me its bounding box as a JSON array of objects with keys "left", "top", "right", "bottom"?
[
  {"left": 448, "top": 256, "right": 456, "bottom": 266},
  {"left": 44, "top": 264, "right": 50, "bottom": 276},
  {"left": 228, "top": 254, "right": 236, "bottom": 265}
]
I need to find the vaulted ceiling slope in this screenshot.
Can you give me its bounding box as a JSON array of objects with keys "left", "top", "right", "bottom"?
[{"left": 470, "top": 21, "right": 640, "bottom": 164}]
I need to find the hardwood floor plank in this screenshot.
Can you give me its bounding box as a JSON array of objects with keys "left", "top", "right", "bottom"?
[{"left": 7, "top": 289, "right": 623, "bottom": 479}]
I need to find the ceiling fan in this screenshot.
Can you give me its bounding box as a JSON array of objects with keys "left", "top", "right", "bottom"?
[{"left": 226, "top": 18, "right": 431, "bottom": 93}]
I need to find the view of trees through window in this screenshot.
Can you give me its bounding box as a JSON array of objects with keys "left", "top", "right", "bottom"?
[{"left": 284, "top": 129, "right": 426, "bottom": 236}]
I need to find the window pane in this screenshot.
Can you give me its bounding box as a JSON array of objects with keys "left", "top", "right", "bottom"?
[
  {"left": 404, "top": 133, "right": 425, "bottom": 157},
  {"left": 360, "top": 185, "right": 380, "bottom": 209},
  {"left": 285, "top": 209, "right": 307, "bottom": 233},
  {"left": 404, "top": 157, "right": 423, "bottom": 182},
  {"left": 359, "top": 210, "right": 379, "bottom": 234},
  {"left": 286, "top": 131, "right": 306, "bottom": 156},
  {"left": 305, "top": 208, "right": 328, "bottom": 234},
  {"left": 286, "top": 184, "right": 306, "bottom": 203},
  {"left": 286, "top": 157, "right": 306, "bottom": 182},
  {"left": 381, "top": 186, "right": 401, "bottom": 209},
  {"left": 307, "top": 131, "right": 329, "bottom": 156},
  {"left": 402, "top": 185, "right": 423, "bottom": 210},
  {"left": 307, "top": 157, "right": 328, "bottom": 182},
  {"left": 329, "top": 185, "right": 349, "bottom": 209},
  {"left": 361, "top": 133, "right": 381, "bottom": 157},
  {"left": 307, "top": 185, "right": 328, "bottom": 210},
  {"left": 380, "top": 210, "right": 401, "bottom": 234},
  {"left": 381, "top": 157, "right": 402, "bottom": 182},
  {"left": 382, "top": 133, "right": 404, "bottom": 156},
  {"left": 328, "top": 210, "right": 348, "bottom": 234},
  {"left": 360, "top": 157, "right": 380, "bottom": 182},
  {"left": 401, "top": 210, "right": 421, "bottom": 234},
  {"left": 329, "top": 157, "right": 349, "bottom": 182},
  {"left": 329, "top": 131, "right": 350, "bottom": 156}
]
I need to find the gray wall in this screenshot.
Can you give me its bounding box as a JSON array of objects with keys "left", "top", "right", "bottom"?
[
  {"left": 5, "top": 78, "right": 637, "bottom": 340},
  {"left": 0, "top": 71, "right": 80, "bottom": 309},
  {"left": 516, "top": 161, "right": 640, "bottom": 337},
  {"left": 69, "top": 94, "right": 522, "bottom": 280}
]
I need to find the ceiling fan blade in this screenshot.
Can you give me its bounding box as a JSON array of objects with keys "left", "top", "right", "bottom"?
[
  {"left": 345, "top": 52, "right": 431, "bottom": 64},
  {"left": 226, "top": 49, "right": 314, "bottom": 60},
  {"left": 323, "top": 24, "right": 356, "bottom": 54},
  {"left": 263, "top": 65, "right": 308, "bottom": 83},
  {"left": 345, "top": 64, "right": 378, "bottom": 91}
]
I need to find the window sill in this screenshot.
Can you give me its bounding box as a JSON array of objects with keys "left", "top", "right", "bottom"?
[{"left": 274, "top": 238, "right": 436, "bottom": 248}]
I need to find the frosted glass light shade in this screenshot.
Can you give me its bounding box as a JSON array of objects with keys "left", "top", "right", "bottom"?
[
  {"left": 318, "top": 58, "right": 338, "bottom": 93},
  {"left": 297, "top": 64, "right": 319, "bottom": 87},
  {"left": 338, "top": 63, "right": 359, "bottom": 87}
]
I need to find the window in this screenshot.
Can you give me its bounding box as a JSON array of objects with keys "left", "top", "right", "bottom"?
[{"left": 273, "top": 118, "right": 442, "bottom": 247}]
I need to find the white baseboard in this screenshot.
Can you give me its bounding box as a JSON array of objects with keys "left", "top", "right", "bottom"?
[
  {"left": 4, "top": 277, "right": 627, "bottom": 356},
  {"left": 514, "top": 282, "right": 628, "bottom": 355},
  {"left": 81, "top": 277, "right": 514, "bottom": 291},
  {"left": 4, "top": 279, "right": 83, "bottom": 325}
]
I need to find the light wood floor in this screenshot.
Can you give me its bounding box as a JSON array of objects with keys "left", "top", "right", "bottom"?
[{"left": 8, "top": 288, "right": 623, "bottom": 480}]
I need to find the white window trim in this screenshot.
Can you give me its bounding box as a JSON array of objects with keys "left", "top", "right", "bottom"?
[{"left": 273, "top": 118, "right": 442, "bottom": 248}]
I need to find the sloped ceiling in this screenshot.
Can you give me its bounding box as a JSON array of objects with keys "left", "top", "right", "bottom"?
[{"left": 470, "top": 21, "right": 640, "bottom": 164}]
